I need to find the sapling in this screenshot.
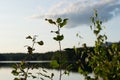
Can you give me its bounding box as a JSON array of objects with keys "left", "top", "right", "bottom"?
[
  {"left": 12, "top": 35, "right": 44, "bottom": 80},
  {"left": 45, "top": 18, "right": 68, "bottom": 80}
]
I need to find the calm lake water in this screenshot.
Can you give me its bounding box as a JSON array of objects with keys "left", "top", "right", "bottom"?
[{"left": 0, "top": 61, "right": 85, "bottom": 80}]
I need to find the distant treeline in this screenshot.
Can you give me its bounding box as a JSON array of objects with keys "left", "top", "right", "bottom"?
[
  {"left": 0, "top": 42, "right": 119, "bottom": 62},
  {"left": 0, "top": 47, "right": 94, "bottom": 72},
  {"left": 0, "top": 47, "right": 94, "bottom": 61},
  {"left": 0, "top": 42, "right": 119, "bottom": 72},
  {"left": 0, "top": 52, "right": 54, "bottom": 61}
]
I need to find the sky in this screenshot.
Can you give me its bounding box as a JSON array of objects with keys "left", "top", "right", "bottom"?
[{"left": 0, "top": 0, "right": 120, "bottom": 53}]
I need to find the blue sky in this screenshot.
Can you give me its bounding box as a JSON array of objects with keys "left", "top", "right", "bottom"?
[{"left": 0, "top": 0, "right": 120, "bottom": 53}]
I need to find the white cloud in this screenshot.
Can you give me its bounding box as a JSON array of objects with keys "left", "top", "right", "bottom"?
[{"left": 31, "top": 0, "right": 120, "bottom": 28}]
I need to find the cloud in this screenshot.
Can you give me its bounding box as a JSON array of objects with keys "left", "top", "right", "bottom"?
[{"left": 31, "top": 0, "right": 120, "bottom": 28}]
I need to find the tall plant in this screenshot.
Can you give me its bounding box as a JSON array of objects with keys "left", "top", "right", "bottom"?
[
  {"left": 77, "top": 10, "right": 120, "bottom": 80},
  {"left": 89, "top": 10, "right": 120, "bottom": 80},
  {"left": 12, "top": 35, "right": 44, "bottom": 80},
  {"left": 45, "top": 18, "right": 68, "bottom": 80}
]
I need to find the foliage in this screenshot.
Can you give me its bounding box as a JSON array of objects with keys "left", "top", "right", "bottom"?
[
  {"left": 45, "top": 18, "right": 68, "bottom": 80},
  {"left": 12, "top": 35, "right": 44, "bottom": 80},
  {"left": 76, "top": 10, "right": 120, "bottom": 80},
  {"left": 25, "top": 35, "right": 44, "bottom": 54},
  {"left": 10, "top": 10, "right": 120, "bottom": 80},
  {"left": 12, "top": 61, "right": 37, "bottom": 80},
  {"left": 89, "top": 10, "right": 120, "bottom": 80},
  {"left": 37, "top": 68, "right": 54, "bottom": 80}
]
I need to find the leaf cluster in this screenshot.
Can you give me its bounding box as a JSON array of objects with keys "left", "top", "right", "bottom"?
[
  {"left": 12, "top": 61, "right": 37, "bottom": 80},
  {"left": 26, "top": 35, "right": 44, "bottom": 54},
  {"left": 38, "top": 68, "right": 54, "bottom": 80},
  {"left": 76, "top": 10, "right": 120, "bottom": 80},
  {"left": 46, "top": 18, "right": 68, "bottom": 80},
  {"left": 45, "top": 18, "right": 68, "bottom": 42}
]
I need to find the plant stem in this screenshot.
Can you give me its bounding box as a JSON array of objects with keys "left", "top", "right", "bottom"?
[
  {"left": 58, "top": 25, "right": 62, "bottom": 80},
  {"left": 24, "top": 69, "right": 28, "bottom": 80},
  {"left": 59, "top": 41, "right": 62, "bottom": 80}
]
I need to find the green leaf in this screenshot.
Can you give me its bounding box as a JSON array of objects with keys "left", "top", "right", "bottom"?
[
  {"left": 26, "top": 36, "right": 32, "bottom": 39},
  {"left": 104, "top": 35, "right": 107, "bottom": 40},
  {"left": 43, "top": 69, "right": 47, "bottom": 73},
  {"left": 50, "top": 60, "right": 59, "bottom": 68},
  {"left": 73, "top": 46, "right": 78, "bottom": 54},
  {"left": 12, "top": 64, "right": 17, "bottom": 70},
  {"left": 100, "top": 21, "right": 102, "bottom": 24},
  {"left": 66, "top": 64, "right": 73, "bottom": 71},
  {"left": 12, "top": 70, "right": 19, "bottom": 76},
  {"left": 78, "top": 67, "right": 83, "bottom": 74},
  {"left": 60, "top": 18, "right": 68, "bottom": 28},
  {"left": 46, "top": 19, "right": 56, "bottom": 25},
  {"left": 32, "top": 75, "right": 37, "bottom": 79},
  {"left": 27, "top": 46, "right": 33, "bottom": 54},
  {"left": 94, "top": 30, "right": 99, "bottom": 35},
  {"left": 64, "top": 70, "right": 69, "bottom": 75},
  {"left": 51, "top": 73, "right": 54, "bottom": 78},
  {"left": 53, "top": 37, "right": 57, "bottom": 41},
  {"left": 91, "top": 17, "right": 94, "bottom": 23},
  {"left": 90, "top": 25, "right": 92, "bottom": 30},
  {"left": 56, "top": 18, "right": 62, "bottom": 23},
  {"left": 40, "top": 78, "right": 44, "bottom": 80},
  {"left": 20, "top": 61, "right": 26, "bottom": 69},
  {"left": 14, "top": 78, "right": 20, "bottom": 80},
  {"left": 76, "top": 33, "right": 79, "bottom": 37},
  {"left": 20, "top": 61, "right": 25, "bottom": 65},
  {"left": 28, "top": 73, "right": 32, "bottom": 74},
  {"left": 37, "top": 41, "right": 44, "bottom": 45},
  {"left": 55, "top": 31, "right": 59, "bottom": 34},
  {"left": 53, "top": 35, "right": 64, "bottom": 41},
  {"left": 94, "top": 9, "right": 98, "bottom": 17}
]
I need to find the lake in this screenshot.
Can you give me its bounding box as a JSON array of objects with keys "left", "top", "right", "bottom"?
[{"left": 0, "top": 61, "right": 85, "bottom": 80}]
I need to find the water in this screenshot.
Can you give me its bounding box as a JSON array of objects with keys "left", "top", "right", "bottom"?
[
  {"left": 0, "top": 61, "right": 51, "bottom": 63},
  {"left": 0, "top": 61, "right": 85, "bottom": 80},
  {"left": 0, "top": 67, "right": 84, "bottom": 80}
]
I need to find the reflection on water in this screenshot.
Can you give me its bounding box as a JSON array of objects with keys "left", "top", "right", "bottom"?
[
  {"left": 0, "top": 61, "right": 51, "bottom": 68},
  {"left": 0, "top": 61, "right": 84, "bottom": 80},
  {"left": 0, "top": 67, "right": 84, "bottom": 80},
  {"left": 0, "top": 61, "right": 51, "bottom": 63},
  {"left": 0, "top": 67, "right": 14, "bottom": 80}
]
